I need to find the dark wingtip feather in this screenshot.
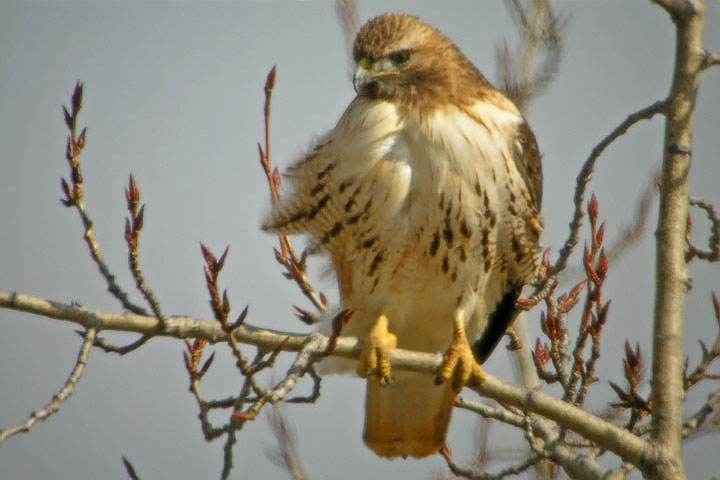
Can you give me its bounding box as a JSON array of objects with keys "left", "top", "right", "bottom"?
[{"left": 472, "top": 284, "right": 523, "bottom": 364}]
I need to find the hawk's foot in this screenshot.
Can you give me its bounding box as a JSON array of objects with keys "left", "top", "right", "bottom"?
[
  {"left": 436, "top": 310, "right": 484, "bottom": 392},
  {"left": 357, "top": 314, "right": 397, "bottom": 384}
]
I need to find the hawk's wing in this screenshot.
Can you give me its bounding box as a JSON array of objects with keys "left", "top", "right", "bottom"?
[
  {"left": 472, "top": 119, "right": 543, "bottom": 363},
  {"left": 263, "top": 98, "right": 409, "bottom": 259}
]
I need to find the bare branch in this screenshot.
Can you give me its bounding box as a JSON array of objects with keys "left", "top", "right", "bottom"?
[
  {"left": 440, "top": 444, "right": 540, "bottom": 480},
  {"left": 557, "top": 165, "right": 657, "bottom": 285},
  {"left": 60, "top": 83, "right": 148, "bottom": 317},
  {"left": 522, "top": 101, "right": 666, "bottom": 315},
  {"left": 682, "top": 388, "right": 720, "bottom": 438},
  {"left": 551, "top": 100, "right": 666, "bottom": 278},
  {"left": 124, "top": 175, "right": 167, "bottom": 323},
  {"left": 0, "top": 290, "right": 657, "bottom": 470},
  {"left": 455, "top": 397, "right": 525, "bottom": 428},
  {"left": 650, "top": 2, "right": 707, "bottom": 478},
  {"left": 455, "top": 397, "right": 618, "bottom": 479},
  {"left": 683, "top": 293, "right": 720, "bottom": 390},
  {"left": 90, "top": 175, "right": 170, "bottom": 354},
  {"left": 0, "top": 327, "right": 96, "bottom": 445},
  {"left": 220, "top": 429, "right": 237, "bottom": 480},
  {"left": 91, "top": 332, "right": 152, "bottom": 354},
  {"left": 258, "top": 68, "right": 327, "bottom": 313},
  {"left": 701, "top": 49, "right": 720, "bottom": 70},
  {"left": 122, "top": 456, "right": 142, "bottom": 480},
  {"left": 685, "top": 195, "right": 720, "bottom": 262}
]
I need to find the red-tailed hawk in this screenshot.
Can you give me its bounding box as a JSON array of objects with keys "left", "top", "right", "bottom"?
[{"left": 265, "top": 13, "right": 543, "bottom": 458}]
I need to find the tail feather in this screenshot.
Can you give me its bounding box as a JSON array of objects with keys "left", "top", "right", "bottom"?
[{"left": 364, "top": 370, "right": 455, "bottom": 458}]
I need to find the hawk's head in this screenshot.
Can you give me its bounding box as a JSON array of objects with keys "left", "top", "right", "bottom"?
[{"left": 352, "top": 13, "right": 492, "bottom": 107}]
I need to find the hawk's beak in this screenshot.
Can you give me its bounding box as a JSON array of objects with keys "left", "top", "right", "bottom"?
[{"left": 353, "top": 58, "right": 373, "bottom": 95}]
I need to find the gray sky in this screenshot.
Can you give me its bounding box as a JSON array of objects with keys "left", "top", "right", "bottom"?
[{"left": 1, "top": 1, "right": 719, "bottom": 479}]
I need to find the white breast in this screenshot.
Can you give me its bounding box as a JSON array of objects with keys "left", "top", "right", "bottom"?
[{"left": 323, "top": 99, "right": 525, "bottom": 353}]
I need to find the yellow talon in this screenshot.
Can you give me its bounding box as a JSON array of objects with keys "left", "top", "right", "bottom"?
[
  {"left": 357, "top": 314, "right": 397, "bottom": 384},
  {"left": 437, "top": 310, "right": 482, "bottom": 392}
]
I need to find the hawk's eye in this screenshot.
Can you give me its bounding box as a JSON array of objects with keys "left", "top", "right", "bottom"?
[{"left": 388, "top": 50, "right": 411, "bottom": 65}]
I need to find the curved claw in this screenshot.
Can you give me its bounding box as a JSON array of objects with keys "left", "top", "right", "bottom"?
[
  {"left": 357, "top": 314, "right": 397, "bottom": 384},
  {"left": 436, "top": 310, "right": 483, "bottom": 393}
]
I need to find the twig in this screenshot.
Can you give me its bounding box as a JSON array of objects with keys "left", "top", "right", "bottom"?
[
  {"left": 610, "top": 341, "right": 652, "bottom": 431},
  {"left": 701, "top": 49, "right": 720, "bottom": 70},
  {"left": 557, "top": 165, "right": 658, "bottom": 283},
  {"left": 184, "top": 245, "right": 325, "bottom": 479},
  {"left": 568, "top": 196, "right": 610, "bottom": 407},
  {"left": 522, "top": 101, "right": 666, "bottom": 313},
  {"left": 685, "top": 195, "right": 720, "bottom": 262},
  {"left": 455, "top": 397, "right": 526, "bottom": 428},
  {"left": 59, "top": 82, "right": 148, "bottom": 317},
  {"left": 122, "top": 456, "right": 142, "bottom": 480},
  {"left": 92, "top": 334, "right": 152, "bottom": 355},
  {"left": 220, "top": 429, "right": 237, "bottom": 480},
  {"left": 456, "top": 398, "right": 616, "bottom": 479},
  {"left": 93, "top": 175, "right": 170, "bottom": 355},
  {"left": 682, "top": 388, "right": 720, "bottom": 438},
  {"left": 124, "top": 175, "right": 167, "bottom": 324},
  {"left": 552, "top": 100, "right": 666, "bottom": 278},
  {"left": 440, "top": 445, "right": 540, "bottom": 480},
  {"left": 257, "top": 68, "right": 327, "bottom": 313},
  {"left": 683, "top": 292, "right": 720, "bottom": 390},
  {"left": 0, "top": 327, "right": 96, "bottom": 445},
  {"left": 286, "top": 366, "right": 322, "bottom": 404},
  {"left": 631, "top": 387, "right": 719, "bottom": 439}
]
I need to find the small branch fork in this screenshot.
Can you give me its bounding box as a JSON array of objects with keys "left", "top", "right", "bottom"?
[
  {"left": 181, "top": 66, "right": 349, "bottom": 477},
  {"left": 182, "top": 242, "right": 330, "bottom": 479},
  {"left": 57, "top": 75, "right": 338, "bottom": 479},
  {"left": 54, "top": 79, "right": 327, "bottom": 479},
  {"left": 0, "top": 327, "right": 96, "bottom": 445},
  {"left": 551, "top": 100, "right": 667, "bottom": 280},
  {"left": 519, "top": 98, "right": 667, "bottom": 318},
  {"left": 258, "top": 67, "right": 328, "bottom": 315},
  {"left": 440, "top": 444, "right": 540, "bottom": 480},
  {"left": 59, "top": 82, "right": 148, "bottom": 317},
  {"left": 530, "top": 194, "right": 609, "bottom": 412},
  {"left": 683, "top": 293, "right": 720, "bottom": 390},
  {"left": 610, "top": 342, "right": 653, "bottom": 431},
  {"left": 60, "top": 83, "right": 168, "bottom": 355}
]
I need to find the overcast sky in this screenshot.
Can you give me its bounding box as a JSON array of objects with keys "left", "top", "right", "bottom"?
[{"left": 1, "top": 1, "right": 719, "bottom": 479}]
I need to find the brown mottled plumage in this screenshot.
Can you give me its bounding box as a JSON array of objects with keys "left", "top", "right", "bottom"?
[{"left": 264, "top": 13, "right": 543, "bottom": 459}]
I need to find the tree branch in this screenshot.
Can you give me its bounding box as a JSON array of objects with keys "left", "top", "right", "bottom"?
[
  {"left": 685, "top": 195, "right": 720, "bottom": 262},
  {"left": 0, "top": 327, "right": 96, "bottom": 445},
  {"left": 650, "top": 1, "right": 707, "bottom": 479},
  {"left": 700, "top": 49, "right": 720, "bottom": 70},
  {"left": 0, "top": 290, "right": 657, "bottom": 470},
  {"left": 551, "top": 99, "right": 666, "bottom": 277}
]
